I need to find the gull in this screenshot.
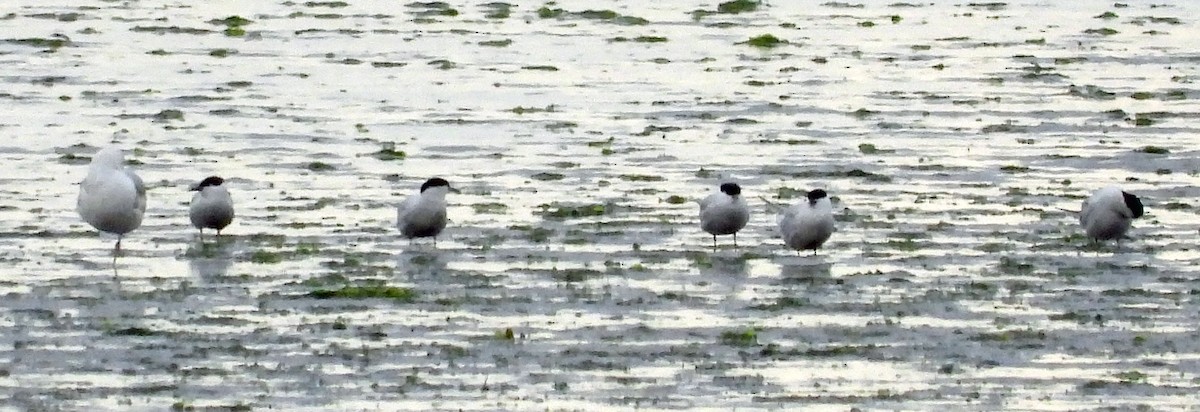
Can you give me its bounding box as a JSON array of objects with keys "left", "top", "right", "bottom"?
[
  {"left": 189, "top": 176, "right": 235, "bottom": 237},
  {"left": 397, "top": 177, "right": 453, "bottom": 246},
  {"left": 1080, "top": 186, "right": 1144, "bottom": 242},
  {"left": 699, "top": 183, "right": 750, "bottom": 248},
  {"left": 77, "top": 146, "right": 146, "bottom": 254},
  {"left": 778, "top": 189, "right": 835, "bottom": 255}
]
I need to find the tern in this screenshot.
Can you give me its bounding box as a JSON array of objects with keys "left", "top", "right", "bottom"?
[
  {"left": 778, "top": 189, "right": 835, "bottom": 255},
  {"left": 1080, "top": 186, "right": 1144, "bottom": 242},
  {"left": 397, "top": 177, "right": 454, "bottom": 246},
  {"left": 699, "top": 183, "right": 750, "bottom": 248},
  {"left": 189, "top": 176, "right": 235, "bottom": 237}
]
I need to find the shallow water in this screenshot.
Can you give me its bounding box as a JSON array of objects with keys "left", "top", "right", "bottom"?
[{"left": 2, "top": 1, "right": 1199, "bottom": 410}]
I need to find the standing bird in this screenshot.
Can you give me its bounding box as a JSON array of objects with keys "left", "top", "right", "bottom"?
[
  {"left": 397, "top": 177, "right": 453, "bottom": 246},
  {"left": 778, "top": 189, "right": 835, "bottom": 254},
  {"left": 189, "top": 176, "right": 235, "bottom": 237},
  {"left": 699, "top": 183, "right": 750, "bottom": 248},
  {"left": 1080, "top": 186, "right": 1144, "bottom": 242},
  {"left": 77, "top": 146, "right": 146, "bottom": 253}
]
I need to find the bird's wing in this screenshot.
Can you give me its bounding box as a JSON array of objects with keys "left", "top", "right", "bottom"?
[
  {"left": 76, "top": 179, "right": 88, "bottom": 212},
  {"left": 126, "top": 169, "right": 147, "bottom": 213},
  {"left": 698, "top": 193, "right": 719, "bottom": 213},
  {"left": 758, "top": 196, "right": 786, "bottom": 214},
  {"left": 1078, "top": 198, "right": 1093, "bottom": 226},
  {"left": 396, "top": 195, "right": 419, "bottom": 224},
  {"left": 777, "top": 204, "right": 803, "bottom": 231}
]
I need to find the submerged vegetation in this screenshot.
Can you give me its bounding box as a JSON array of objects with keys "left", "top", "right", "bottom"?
[
  {"left": 209, "top": 15, "right": 251, "bottom": 36},
  {"left": 309, "top": 284, "right": 417, "bottom": 302},
  {"left": 539, "top": 203, "right": 607, "bottom": 219},
  {"left": 371, "top": 146, "right": 407, "bottom": 161},
  {"left": 406, "top": 2, "right": 459, "bottom": 17},
  {"left": 6, "top": 37, "right": 70, "bottom": 51},
  {"left": 536, "top": 6, "right": 649, "bottom": 25},
  {"left": 306, "top": 162, "right": 336, "bottom": 171},
  {"left": 720, "top": 328, "right": 759, "bottom": 347},
  {"left": 250, "top": 250, "right": 283, "bottom": 264},
  {"left": 741, "top": 34, "right": 786, "bottom": 48},
  {"left": 692, "top": 0, "right": 761, "bottom": 19}
]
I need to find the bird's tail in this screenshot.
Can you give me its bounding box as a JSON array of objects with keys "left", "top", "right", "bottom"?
[{"left": 758, "top": 196, "right": 787, "bottom": 213}]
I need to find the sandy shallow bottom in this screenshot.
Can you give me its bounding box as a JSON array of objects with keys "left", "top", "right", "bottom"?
[{"left": 1, "top": 1, "right": 1199, "bottom": 410}]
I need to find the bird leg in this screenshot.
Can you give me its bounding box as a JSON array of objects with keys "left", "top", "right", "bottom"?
[{"left": 112, "top": 236, "right": 123, "bottom": 268}]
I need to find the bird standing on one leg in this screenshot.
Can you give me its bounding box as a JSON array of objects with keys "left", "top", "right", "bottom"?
[
  {"left": 778, "top": 189, "right": 835, "bottom": 255},
  {"left": 699, "top": 183, "right": 750, "bottom": 249},
  {"left": 189, "top": 176, "right": 235, "bottom": 238},
  {"left": 397, "top": 177, "right": 454, "bottom": 247},
  {"left": 77, "top": 146, "right": 146, "bottom": 255}
]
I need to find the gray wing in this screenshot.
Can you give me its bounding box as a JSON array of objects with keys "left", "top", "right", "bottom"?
[
  {"left": 76, "top": 178, "right": 87, "bottom": 212},
  {"left": 126, "top": 168, "right": 147, "bottom": 213},
  {"left": 1078, "top": 198, "right": 1092, "bottom": 226},
  {"left": 776, "top": 206, "right": 794, "bottom": 231},
  {"left": 396, "top": 195, "right": 418, "bottom": 227},
  {"left": 698, "top": 193, "right": 718, "bottom": 213}
]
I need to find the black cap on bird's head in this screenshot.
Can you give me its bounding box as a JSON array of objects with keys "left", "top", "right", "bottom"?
[
  {"left": 420, "top": 177, "right": 452, "bottom": 193},
  {"left": 190, "top": 176, "right": 225, "bottom": 191},
  {"left": 719, "top": 183, "right": 742, "bottom": 196},
  {"left": 806, "top": 189, "right": 828, "bottom": 205},
  {"left": 1122, "top": 191, "right": 1145, "bottom": 218}
]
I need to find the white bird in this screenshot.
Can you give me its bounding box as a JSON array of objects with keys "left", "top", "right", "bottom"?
[
  {"left": 189, "top": 176, "right": 234, "bottom": 237},
  {"left": 77, "top": 146, "right": 146, "bottom": 253},
  {"left": 778, "top": 189, "right": 835, "bottom": 254},
  {"left": 1080, "top": 186, "right": 1144, "bottom": 242},
  {"left": 397, "top": 177, "right": 453, "bottom": 246},
  {"left": 699, "top": 183, "right": 750, "bottom": 248}
]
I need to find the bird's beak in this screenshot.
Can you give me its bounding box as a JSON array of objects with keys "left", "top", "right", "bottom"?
[
  {"left": 188, "top": 184, "right": 200, "bottom": 191},
  {"left": 450, "top": 187, "right": 462, "bottom": 194}
]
